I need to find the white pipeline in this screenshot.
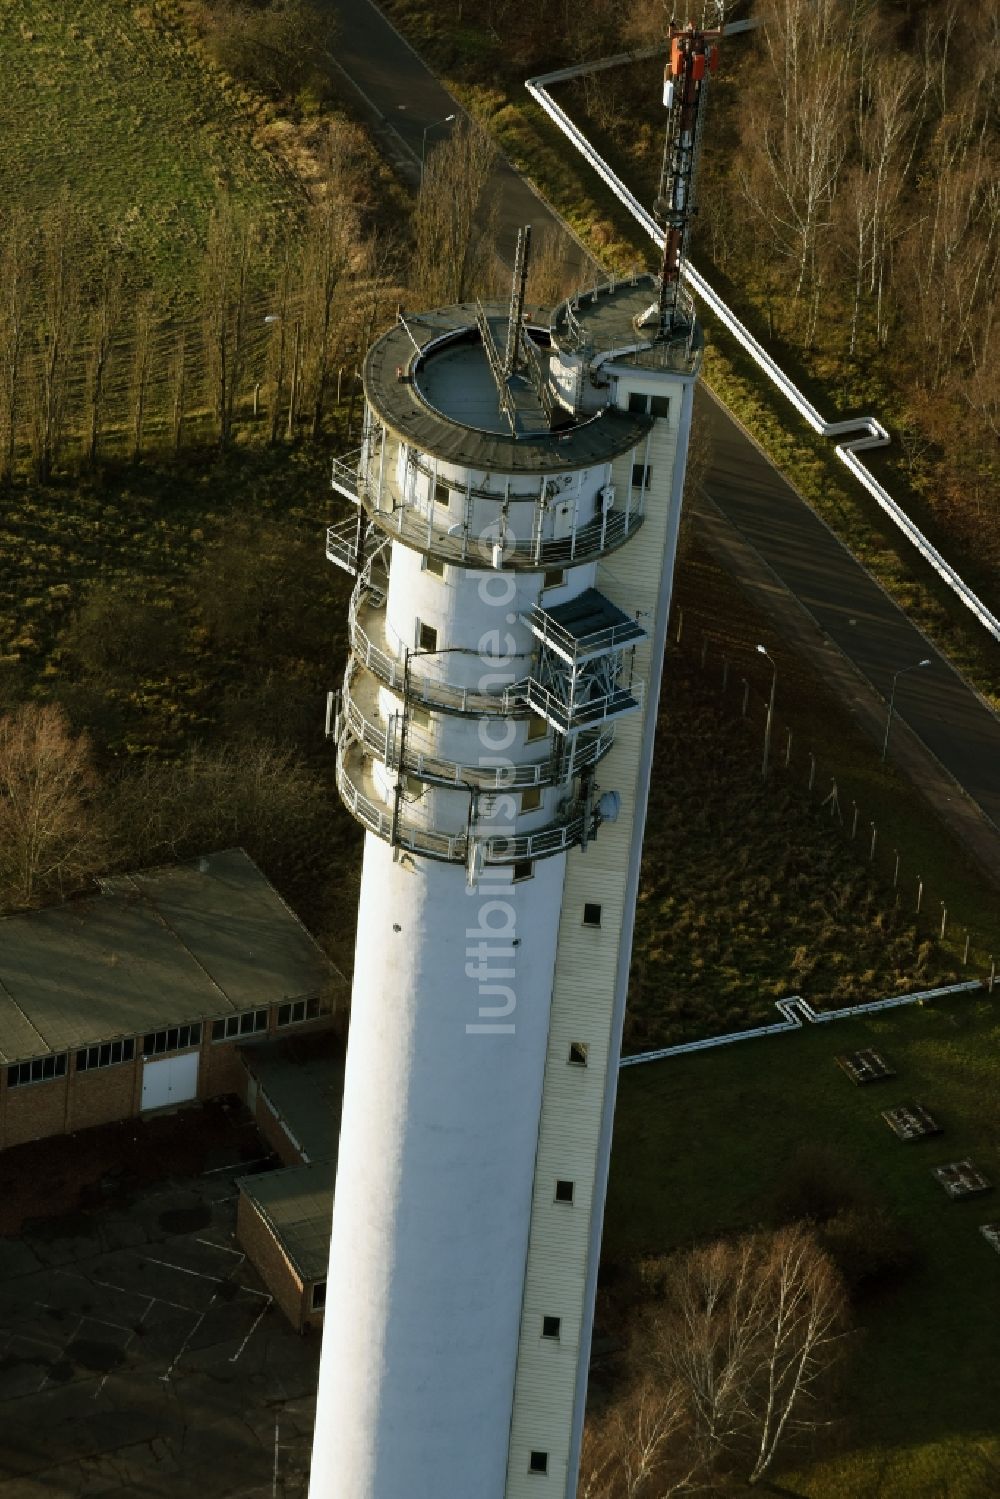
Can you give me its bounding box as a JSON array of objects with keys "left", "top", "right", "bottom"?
[{"left": 525, "top": 61, "right": 1000, "bottom": 643}]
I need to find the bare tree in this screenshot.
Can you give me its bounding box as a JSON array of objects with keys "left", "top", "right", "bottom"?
[
  {"left": 201, "top": 201, "right": 258, "bottom": 447},
  {"left": 169, "top": 329, "right": 188, "bottom": 454},
  {"left": 85, "top": 247, "right": 125, "bottom": 466},
  {"left": 130, "top": 292, "right": 154, "bottom": 463},
  {"left": 579, "top": 1377, "right": 696, "bottom": 1497},
  {"left": 0, "top": 208, "right": 33, "bottom": 484},
  {"left": 652, "top": 1225, "right": 848, "bottom": 1484},
  {"left": 0, "top": 702, "right": 104, "bottom": 909},
  {"left": 29, "top": 193, "right": 83, "bottom": 482},
  {"left": 741, "top": 0, "right": 852, "bottom": 332},
  {"left": 300, "top": 200, "right": 353, "bottom": 439},
  {"left": 410, "top": 119, "right": 498, "bottom": 306}
]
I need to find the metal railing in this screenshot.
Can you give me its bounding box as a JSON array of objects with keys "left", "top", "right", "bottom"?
[
  {"left": 341, "top": 672, "right": 614, "bottom": 788},
  {"left": 348, "top": 570, "right": 523, "bottom": 717},
  {"left": 526, "top": 56, "right": 1000, "bottom": 644},
  {"left": 326, "top": 517, "right": 363, "bottom": 576},
  {"left": 368, "top": 487, "right": 643, "bottom": 569},
  {"left": 527, "top": 600, "right": 645, "bottom": 663},
  {"left": 331, "top": 429, "right": 645, "bottom": 569},
  {"left": 337, "top": 739, "right": 588, "bottom": 863},
  {"left": 513, "top": 675, "right": 645, "bottom": 733}
]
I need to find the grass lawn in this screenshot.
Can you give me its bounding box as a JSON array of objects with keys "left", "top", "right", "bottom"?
[
  {"left": 607, "top": 990, "right": 1000, "bottom": 1496},
  {"left": 0, "top": 0, "right": 304, "bottom": 296}
]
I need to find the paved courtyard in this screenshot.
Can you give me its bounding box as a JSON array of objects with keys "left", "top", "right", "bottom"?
[{"left": 0, "top": 1103, "right": 320, "bottom": 1497}]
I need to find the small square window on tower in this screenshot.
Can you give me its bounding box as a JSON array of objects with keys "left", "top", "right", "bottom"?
[
  {"left": 512, "top": 859, "right": 534, "bottom": 882},
  {"left": 520, "top": 787, "right": 542, "bottom": 813},
  {"left": 631, "top": 463, "right": 652, "bottom": 490},
  {"left": 423, "top": 553, "right": 445, "bottom": 578},
  {"left": 568, "top": 1042, "right": 589, "bottom": 1067},
  {"left": 650, "top": 395, "right": 671, "bottom": 420},
  {"left": 542, "top": 1315, "right": 561, "bottom": 1339},
  {"left": 554, "top": 1179, "right": 575, "bottom": 1204},
  {"left": 529, "top": 1451, "right": 549, "bottom": 1475},
  {"left": 582, "top": 903, "right": 602, "bottom": 928},
  {"left": 526, "top": 714, "right": 548, "bottom": 743},
  {"left": 627, "top": 391, "right": 650, "bottom": 414},
  {"left": 434, "top": 480, "right": 450, "bottom": 507},
  {"left": 543, "top": 567, "right": 566, "bottom": 589},
  {"left": 417, "top": 621, "right": 438, "bottom": 653}
]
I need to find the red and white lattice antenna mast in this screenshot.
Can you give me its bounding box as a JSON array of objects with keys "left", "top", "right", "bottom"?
[{"left": 648, "top": 17, "right": 721, "bottom": 335}]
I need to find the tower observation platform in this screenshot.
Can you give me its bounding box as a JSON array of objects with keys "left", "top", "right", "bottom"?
[{"left": 310, "top": 263, "right": 701, "bottom": 1499}]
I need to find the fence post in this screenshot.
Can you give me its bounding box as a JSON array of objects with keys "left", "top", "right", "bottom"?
[
  {"left": 784, "top": 727, "right": 792, "bottom": 767},
  {"left": 940, "top": 903, "right": 948, "bottom": 940},
  {"left": 893, "top": 850, "right": 900, "bottom": 888},
  {"left": 741, "top": 679, "right": 750, "bottom": 718},
  {"left": 870, "top": 822, "right": 877, "bottom": 861},
  {"left": 675, "top": 608, "right": 684, "bottom": 645},
  {"left": 808, "top": 753, "right": 816, "bottom": 791},
  {"left": 963, "top": 931, "right": 970, "bottom": 965},
  {"left": 916, "top": 876, "right": 923, "bottom": 914},
  {"left": 989, "top": 956, "right": 995, "bottom": 993}
]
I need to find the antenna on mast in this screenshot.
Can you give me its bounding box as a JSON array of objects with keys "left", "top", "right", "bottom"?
[
  {"left": 504, "top": 225, "right": 531, "bottom": 377},
  {"left": 639, "top": 18, "right": 720, "bottom": 337}
]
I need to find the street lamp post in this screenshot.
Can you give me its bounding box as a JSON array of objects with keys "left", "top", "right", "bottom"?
[
  {"left": 421, "top": 113, "right": 456, "bottom": 187},
  {"left": 756, "top": 644, "right": 777, "bottom": 783},
  {"left": 882, "top": 659, "right": 931, "bottom": 761}
]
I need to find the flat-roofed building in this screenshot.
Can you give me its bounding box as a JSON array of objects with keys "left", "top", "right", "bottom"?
[{"left": 0, "top": 847, "right": 340, "bottom": 1151}]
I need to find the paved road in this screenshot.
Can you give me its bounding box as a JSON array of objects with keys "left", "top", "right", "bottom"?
[{"left": 326, "top": 0, "right": 1000, "bottom": 854}]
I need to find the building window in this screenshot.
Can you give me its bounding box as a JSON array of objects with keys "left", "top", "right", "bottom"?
[
  {"left": 410, "top": 704, "right": 431, "bottom": 731},
  {"left": 542, "top": 1316, "right": 561, "bottom": 1339},
  {"left": 7, "top": 1053, "right": 68, "bottom": 1089},
  {"left": 211, "top": 1012, "right": 267, "bottom": 1043},
  {"left": 520, "top": 787, "right": 542, "bottom": 813},
  {"left": 627, "top": 392, "right": 669, "bottom": 420},
  {"left": 526, "top": 713, "right": 548, "bottom": 743},
  {"left": 543, "top": 567, "right": 565, "bottom": 589},
  {"left": 529, "top": 1452, "right": 549, "bottom": 1475},
  {"left": 77, "top": 1038, "right": 136, "bottom": 1073},
  {"left": 555, "top": 1179, "right": 575, "bottom": 1204},
  {"left": 513, "top": 859, "right": 534, "bottom": 882},
  {"left": 417, "top": 621, "right": 438, "bottom": 653},
  {"left": 568, "top": 1042, "right": 589, "bottom": 1067},
  {"left": 311, "top": 1280, "right": 327, "bottom": 1311},
  {"left": 276, "top": 998, "right": 321, "bottom": 1029},
  {"left": 423, "top": 553, "right": 445, "bottom": 578},
  {"left": 582, "top": 903, "right": 602, "bottom": 928},
  {"left": 434, "top": 481, "right": 450, "bottom": 507},
  {"left": 144, "top": 1024, "right": 202, "bottom": 1056},
  {"left": 631, "top": 463, "right": 652, "bottom": 490}
]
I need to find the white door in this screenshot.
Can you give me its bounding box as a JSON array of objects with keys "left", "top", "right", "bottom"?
[{"left": 141, "top": 1052, "right": 200, "bottom": 1112}]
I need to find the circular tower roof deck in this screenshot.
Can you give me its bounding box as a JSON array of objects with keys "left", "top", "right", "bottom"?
[{"left": 364, "top": 288, "right": 674, "bottom": 476}]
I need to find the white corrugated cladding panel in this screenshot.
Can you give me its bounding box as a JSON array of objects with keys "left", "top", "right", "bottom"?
[{"left": 504, "top": 395, "right": 687, "bottom": 1497}]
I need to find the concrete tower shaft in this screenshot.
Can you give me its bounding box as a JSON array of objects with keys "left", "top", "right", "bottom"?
[{"left": 311, "top": 273, "right": 701, "bottom": 1498}]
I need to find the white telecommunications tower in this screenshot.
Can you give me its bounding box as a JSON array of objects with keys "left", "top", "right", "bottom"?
[{"left": 310, "top": 25, "right": 718, "bottom": 1497}]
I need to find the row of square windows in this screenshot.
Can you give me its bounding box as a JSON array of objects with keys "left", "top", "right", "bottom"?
[{"left": 6, "top": 997, "right": 324, "bottom": 1089}]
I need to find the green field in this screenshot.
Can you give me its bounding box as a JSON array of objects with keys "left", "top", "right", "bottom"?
[
  {"left": 608, "top": 990, "right": 1000, "bottom": 1496},
  {"left": 0, "top": 0, "right": 303, "bottom": 296}
]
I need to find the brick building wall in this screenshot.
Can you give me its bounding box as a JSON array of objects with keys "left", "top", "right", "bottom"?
[
  {"left": 236, "top": 1194, "right": 309, "bottom": 1329},
  {"left": 0, "top": 1011, "right": 338, "bottom": 1152}
]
